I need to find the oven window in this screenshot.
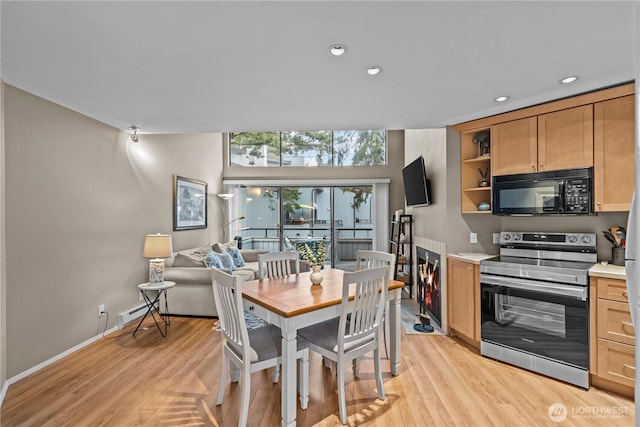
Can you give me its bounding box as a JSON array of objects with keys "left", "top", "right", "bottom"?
[{"left": 495, "top": 294, "right": 566, "bottom": 338}]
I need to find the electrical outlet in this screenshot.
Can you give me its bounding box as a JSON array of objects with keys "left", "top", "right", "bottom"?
[
  {"left": 469, "top": 232, "right": 478, "bottom": 244},
  {"left": 493, "top": 232, "right": 500, "bottom": 244},
  {"left": 98, "top": 304, "right": 106, "bottom": 317}
]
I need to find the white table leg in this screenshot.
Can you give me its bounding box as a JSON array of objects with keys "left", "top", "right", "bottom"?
[
  {"left": 389, "top": 291, "right": 401, "bottom": 376},
  {"left": 281, "top": 322, "right": 297, "bottom": 427}
]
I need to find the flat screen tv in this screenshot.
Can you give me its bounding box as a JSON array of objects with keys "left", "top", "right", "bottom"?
[{"left": 402, "top": 156, "right": 432, "bottom": 206}]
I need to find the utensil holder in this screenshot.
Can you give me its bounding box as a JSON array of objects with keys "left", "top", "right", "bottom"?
[{"left": 612, "top": 247, "right": 625, "bottom": 266}]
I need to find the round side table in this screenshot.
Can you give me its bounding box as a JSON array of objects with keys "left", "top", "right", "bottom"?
[{"left": 134, "top": 281, "right": 176, "bottom": 337}]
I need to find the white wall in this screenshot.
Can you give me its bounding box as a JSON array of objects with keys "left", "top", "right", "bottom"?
[{"left": 3, "top": 84, "right": 223, "bottom": 378}]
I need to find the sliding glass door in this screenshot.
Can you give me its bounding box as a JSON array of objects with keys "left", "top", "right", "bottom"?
[{"left": 231, "top": 184, "right": 374, "bottom": 270}]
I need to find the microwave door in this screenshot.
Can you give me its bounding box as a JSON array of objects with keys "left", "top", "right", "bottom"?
[{"left": 493, "top": 179, "right": 560, "bottom": 215}]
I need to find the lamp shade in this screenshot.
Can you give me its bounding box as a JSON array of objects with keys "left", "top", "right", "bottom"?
[{"left": 143, "top": 234, "right": 173, "bottom": 259}]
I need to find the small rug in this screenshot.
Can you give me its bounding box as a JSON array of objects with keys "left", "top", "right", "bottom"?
[
  {"left": 212, "top": 311, "right": 266, "bottom": 331},
  {"left": 244, "top": 311, "right": 266, "bottom": 330},
  {"left": 401, "top": 297, "right": 442, "bottom": 335}
]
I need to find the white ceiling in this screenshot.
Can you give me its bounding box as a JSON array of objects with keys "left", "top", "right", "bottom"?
[{"left": 1, "top": 1, "right": 637, "bottom": 134}]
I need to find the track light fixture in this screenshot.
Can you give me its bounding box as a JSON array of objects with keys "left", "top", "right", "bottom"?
[{"left": 129, "top": 126, "right": 140, "bottom": 143}]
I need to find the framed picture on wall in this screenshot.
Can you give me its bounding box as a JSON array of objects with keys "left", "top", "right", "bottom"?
[{"left": 173, "top": 175, "right": 208, "bottom": 231}]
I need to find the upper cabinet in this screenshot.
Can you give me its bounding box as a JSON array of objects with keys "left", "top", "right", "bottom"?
[
  {"left": 454, "top": 83, "right": 635, "bottom": 214},
  {"left": 538, "top": 105, "right": 594, "bottom": 172},
  {"left": 491, "top": 117, "right": 537, "bottom": 176},
  {"left": 492, "top": 105, "right": 594, "bottom": 176},
  {"left": 594, "top": 95, "right": 635, "bottom": 212},
  {"left": 460, "top": 128, "right": 492, "bottom": 214}
]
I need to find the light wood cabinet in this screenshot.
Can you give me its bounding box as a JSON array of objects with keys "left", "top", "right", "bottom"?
[
  {"left": 456, "top": 84, "right": 634, "bottom": 214},
  {"left": 460, "top": 128, "right": 492, "bottom": 214},
  {"left": 590, "top": 276, "right": 634, "bottom": 394},
  {"left": 594, "top": 95, "right": 635, "bottom": 212},
  {"left": 491, "top": 117, "right": 537, "bottom": 176},
  {"left": 492, "top": 105, "right": 593, "bottom": 176},
  {"left": 447, "top": 257, "right": 480, "bottom": 346},
  {"left": 537, "top": 104, "right": 594, "bottom": 171}
]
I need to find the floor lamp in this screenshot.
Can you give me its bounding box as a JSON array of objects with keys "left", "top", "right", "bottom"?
[{"left": 217, "top": 193, "right": 233, "bottom": 240}]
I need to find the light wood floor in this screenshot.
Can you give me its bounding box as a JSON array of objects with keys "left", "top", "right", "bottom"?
[{"left": 1, "top": 315, "right": 635, "bottom": 426}]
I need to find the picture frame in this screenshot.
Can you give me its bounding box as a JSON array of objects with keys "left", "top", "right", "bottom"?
[{"left": 173, "top": 175, "right": 208, "bottom": 231}]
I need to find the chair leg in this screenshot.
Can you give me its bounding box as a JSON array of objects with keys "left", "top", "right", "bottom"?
[
  {"left": 239, "top": 364, "right": 251, "bottom": 427},
  {"left": 298, "top": 349, "right": 309, "bottom": 409},
  {"left": 272, "top": 364, "right": 280, "bottom": 383},
  {"left": 216, "top": 352, "right": 228, "bottom": 405},
  {"left": 374, "top": 346, "right": 385, "bottom": 400},
  {"left": 383, "top": 303, "right": 390, "bottom": 359},
  {"left": 230, "top": 364, "right": 240, "bottom": 383},
  {"left": 352, "top": 357, "right": 362, "bottom": 377},
  {"left": 337, "top": 358, "right": 348, "bottom": 424}
]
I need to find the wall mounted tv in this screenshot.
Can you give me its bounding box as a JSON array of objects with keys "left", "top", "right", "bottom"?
[{"left": 402, "top": 156, "right": 432, "bottom": 207}]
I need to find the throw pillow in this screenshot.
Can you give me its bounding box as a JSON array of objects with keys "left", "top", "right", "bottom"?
[
  {"left": 213, "top": 240, "right": 237, "bottom": 253},
  {"left": 204, "top": 251, "right": 224, "bottom": 269},
  {"left": 217, "top": 252, "right": 236, "bottom": 272},
  {"left": 227, "top": 247, "right": 246, "bottom": 268},
  {"left": 174, "top": 244, "right": 214, "bottom": 267}
]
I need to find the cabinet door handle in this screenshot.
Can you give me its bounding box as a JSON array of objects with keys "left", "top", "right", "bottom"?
[
  {"left": 622, "top": 321, "right": 635, "bottom": 331},
  {"left": 623, "top": 363, "right": 636, "bottom": 373},
  {"left": 622, "top": 290, "right": 628, "bottom": 297}
]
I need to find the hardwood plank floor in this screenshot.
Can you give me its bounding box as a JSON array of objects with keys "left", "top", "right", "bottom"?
[{"left": 1, "top": 316, "right": 635, "bottom": 426}]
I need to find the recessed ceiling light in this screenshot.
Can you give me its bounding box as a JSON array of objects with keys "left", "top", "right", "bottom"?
[
  {"left": 366, "top": 66, "right": 382, "bottom": 76},
  {"left": 329, "top": 44, "right": 347, "bottom": 56},
  {"left": 495, "top": 95, "right": 510, "bottom": 103},
  {"left": 560, "top": 75, "right": 579, "bottom": 84}
]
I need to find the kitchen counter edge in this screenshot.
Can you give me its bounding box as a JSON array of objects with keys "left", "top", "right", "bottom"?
[
  {"left": 589, "top": 263, "right": 626, "bottom": 280},
  {"left": 447, "top": 253, "right": 497, "bottom": 265}
]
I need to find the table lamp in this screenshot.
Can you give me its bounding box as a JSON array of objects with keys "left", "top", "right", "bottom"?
[{"left": 143, "top": 234, "right": 173, "bottom": 283}]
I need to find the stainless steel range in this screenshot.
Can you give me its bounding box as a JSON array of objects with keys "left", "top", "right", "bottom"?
[{"left": 480, "top": 231, "right": 596, "bottom": 389}]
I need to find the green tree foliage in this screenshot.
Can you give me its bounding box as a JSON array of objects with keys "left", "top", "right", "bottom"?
[{"left": 230, "top": 132, "right": 279, "bottom": 165}]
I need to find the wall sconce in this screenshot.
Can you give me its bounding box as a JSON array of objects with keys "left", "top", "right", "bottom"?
[{"left": 129, "top": 126, "right": 140, "bottom": 143}]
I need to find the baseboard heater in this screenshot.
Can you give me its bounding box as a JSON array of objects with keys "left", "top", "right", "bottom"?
[{"left": 117, "top": 303, "right": 148, "bottom": 329}]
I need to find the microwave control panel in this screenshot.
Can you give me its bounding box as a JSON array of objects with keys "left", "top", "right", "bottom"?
[{"left": 564, "top": 178, "right": 591, "bottom": 213}]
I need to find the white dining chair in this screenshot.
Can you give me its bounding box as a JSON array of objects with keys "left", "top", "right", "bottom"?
[
  {"left": 258, "top": 251, "right": 300, "bottom": 279},
  {"left": 356, "top": 250, "right": 396, "bottom": 360},
  {"left": 298, "top": 266, "right": 388, "bottom": 425},
  {"left": 211, "top": 269, "right": 310, "bottom": 427}
]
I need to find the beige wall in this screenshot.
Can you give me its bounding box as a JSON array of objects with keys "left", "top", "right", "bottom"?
[
  {"left": 3, "top": 84, "right": 223, "bottom": 377},
  {"left": 222, "top": 130, "right": 406, "bottom": 219}
]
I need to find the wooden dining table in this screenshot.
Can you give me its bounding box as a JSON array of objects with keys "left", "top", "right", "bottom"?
[{"left": 241, "top": 268, "right": 404, "bottom": 427}]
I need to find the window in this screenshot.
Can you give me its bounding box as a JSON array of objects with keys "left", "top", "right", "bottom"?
[{"left": 229, "top": 130, "right": 386, "bottom": 167}]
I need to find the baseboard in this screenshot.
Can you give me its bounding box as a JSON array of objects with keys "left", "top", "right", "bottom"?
[
  {"left": 0, "top": 379, "right": 9, "bottom": 408},
  {"left": 6, "top": 325, "right": 119, "bottom": 388}
]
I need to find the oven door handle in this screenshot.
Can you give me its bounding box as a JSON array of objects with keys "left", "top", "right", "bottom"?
[{"left": 480, "top": 274, "right": 588, "bottom": 301}]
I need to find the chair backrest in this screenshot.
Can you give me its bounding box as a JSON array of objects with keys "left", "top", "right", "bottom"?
[
  {"left": 258, "top": 251, "right": 300, "bottom": 279},
  {"left": 356, "top": 250, "right": 396, "bottom": 282},
  {"left": 211, "top": 269, "right": 251, "bottom": 361},
  {"left": 338, "top": 266, "right": 388, "bottom": 352}
]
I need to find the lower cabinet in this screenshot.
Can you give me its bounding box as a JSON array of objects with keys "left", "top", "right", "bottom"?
[
  {"left": 447, "top": 257, "right": 480, "bottom": 347},
  {"left": 590, "top": 276, "right": 635, "bottom": 395}
]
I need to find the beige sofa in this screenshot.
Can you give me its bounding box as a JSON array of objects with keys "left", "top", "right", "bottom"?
[
  {"left": 163, "top": 242, "right": 308, "bottom": 317},
  {"left": 163, "top": 243, "right": 267, "bottom": 317}
]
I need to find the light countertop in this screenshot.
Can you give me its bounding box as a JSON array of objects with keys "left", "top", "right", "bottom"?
[
  {"left": 589, "top": 263, "right": 626, "bottom": 280},
  {"left": 447, "top": 253, "right": 497, "bottom": 264}
]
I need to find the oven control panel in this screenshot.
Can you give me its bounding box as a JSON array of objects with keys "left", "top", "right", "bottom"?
[{"left": 500, "top": 231, "right": 596, "bottom": 248}]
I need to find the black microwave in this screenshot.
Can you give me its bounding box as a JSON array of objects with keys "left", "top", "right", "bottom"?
[{"left": 492, "top": 168, "right": 593, "bottom": 216}]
